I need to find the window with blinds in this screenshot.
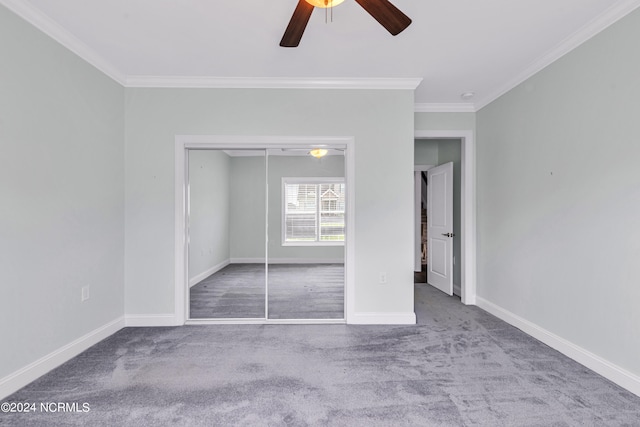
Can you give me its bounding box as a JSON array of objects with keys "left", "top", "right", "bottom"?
[{"left": 283, "top": 178, "right": 345, "bottom": 245}]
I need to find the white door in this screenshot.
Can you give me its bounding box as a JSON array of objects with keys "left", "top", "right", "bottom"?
[{"left": 427, "top": 162, "right": 453, "bottom": 295}]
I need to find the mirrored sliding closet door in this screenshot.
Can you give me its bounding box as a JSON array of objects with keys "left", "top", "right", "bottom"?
[
  {"left": 187, "top": 149, "right": 266, "bottom": 319},
  {"left": 266, "top": 148, "right": 345, "bottom": 320},
  {"left": 187, "top": 146, "right": 346, "bottom": 321}
]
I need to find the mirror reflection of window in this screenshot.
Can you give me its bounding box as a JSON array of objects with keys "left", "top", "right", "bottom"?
[{"left": 283, "top": 179, "right": 345, "bottom": 245}]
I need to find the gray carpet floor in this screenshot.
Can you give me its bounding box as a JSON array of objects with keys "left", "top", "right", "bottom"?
[
  {"left": 267, "top": 264, "right": 344, "bottom": 320},
  {"left": 189, "top": 264, "right": 344, "bottom": 320},
  {"left": 2, "top": 285, "right": 640, "bottom": 426}
]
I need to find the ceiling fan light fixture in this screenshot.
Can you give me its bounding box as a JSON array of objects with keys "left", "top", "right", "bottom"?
[
  {"left": 281, "top": 0, "right": 412, "bottom": 47},
  {"left": 305, "top": 0, "right": 345, "bottom": 8},
  {"left": 309, "top": 148, "right": 329, "bottom": 158}
]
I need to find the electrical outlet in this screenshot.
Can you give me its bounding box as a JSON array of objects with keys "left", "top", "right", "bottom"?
[
  {"left": 379, "top": 272, "right": 387, "bottom": 284},
  {"left": 81, "top": 285, "right": 90, "bottom": 302}
]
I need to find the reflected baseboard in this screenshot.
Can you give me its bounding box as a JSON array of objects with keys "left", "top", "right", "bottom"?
[
  {"left": 230, "top": 258, "right": 344, "bottom": 264},
  {"left": 189, "top": 259, "right": 230, "bottom": 287}
]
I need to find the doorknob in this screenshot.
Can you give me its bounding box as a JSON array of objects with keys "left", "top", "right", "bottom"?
[{"left": 441, "top": 233, "right": 455, "bottom": 237}]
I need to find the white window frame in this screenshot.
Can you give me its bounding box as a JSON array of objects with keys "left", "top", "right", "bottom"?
[{"left": 282, "top": 177, "right": 345, "bottom": 247}]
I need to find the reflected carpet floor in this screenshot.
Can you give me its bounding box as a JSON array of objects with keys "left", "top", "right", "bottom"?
[
  {"left": 3, "top": 285, "right": 640, "bottom": 426},
  {"left": 189, "top": 264, "right": 344, "bottom": 319}
]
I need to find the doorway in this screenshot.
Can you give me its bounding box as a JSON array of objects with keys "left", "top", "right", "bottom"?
[
  {"left": 415, "top": 140, "right": 459, "bottom": 296},
  {"left": 174, "top": 136, "right": 355, "bottom": 324},
  {"left": 414, "top": 132, "right": 476, "bottom": 305}
]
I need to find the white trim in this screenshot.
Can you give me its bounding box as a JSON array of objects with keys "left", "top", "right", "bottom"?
[
  {"left": 344, "top": 139, "right": 356, "bottom": 323},
  {"left": 175, "top": 141, "right": 188, "bottom": 326},
  {"left": 175, "top": 135, "right": 355, "bottom": 325},
  {"left": 0, "top": 0, "right": 126, "bottom": 85},
  {"left": 228, "top": 257, "right": 264, "bottom": 264},
  {"left": 264, "top": 149, "right": 270, "bottom": 318},
  {"left": 282, "top": 242, "right": 344, "bottom": 247},
  {"left": 475, "top": 0, "right": 640, "bottom": 110},
  {"left": 124, "top": 314, "right": 178, "bottom": 327},
  {"left": 189, "top": 259, "right": 230, "bottom": 288},
  {"left": 350, "top": 312, "right": 416, "bottom": 325},
  {"left": 415, "top": 103, "right": 476, "bottom": 113},
  {"left": 476, "top": 297, "right": 640, "bottom": 398},
  {"left": 186, "top": 318, "right": 345, "bottom": 325},
  {"left": 0, "top": 316, "right": 124, "bottom": 400},
  {"left": 126, "top": 76, "right": 422, "bottom": 90},
  {"left": 415, "top": 130, "right": 476, "bottom": 305},
  {"left": 180, "top": 135, "right": 353, "bottom": 147},
  {"left": 230, "top": 257, "right": 344, "bottom": 264}
]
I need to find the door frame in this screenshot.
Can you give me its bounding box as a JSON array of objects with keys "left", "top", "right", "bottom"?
[
  {"left": 414, "top": 131, "right": 476, "bottom": 305},
  {"left": 174, "top": 135, "right": 355, "bottom": 325}
]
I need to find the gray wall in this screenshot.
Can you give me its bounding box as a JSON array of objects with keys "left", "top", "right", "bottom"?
[
  {"left": 229, "top": 156, "right": 267, "bottom": 261},
  {"left": 414, "top": 139, "right": 439, "bottom": 165},
  {"left": 0, "top": 6, "right": 124, "bottom": 378},
  {"left": 414, "top": 139, "right": 462, "bottom": 288},
  {"left": 124, "top": 89, "right": 416, "bottom": 315},
  {"left": 188, "top": 150, "right": 231, "bottom": 282},
  {"left": 476, "top": 8, "right": 640, "bottom": 375}
]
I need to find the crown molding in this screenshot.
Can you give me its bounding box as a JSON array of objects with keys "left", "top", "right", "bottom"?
[
  {"left": 124, "top": 76, "right": 423, "bottom": 90},
  {"left": 0, "top": 0, "right": 126, "bottom": 85},
  {"left": 414, "top": 103, "right": 476, "bottom": 113},
  {"left": 475, "top": 0, "right": 640, "bottom": 110}
]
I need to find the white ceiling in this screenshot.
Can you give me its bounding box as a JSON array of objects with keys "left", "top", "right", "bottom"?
[{"left": 3, "top": 0, "right": 639, "bottom": 110}]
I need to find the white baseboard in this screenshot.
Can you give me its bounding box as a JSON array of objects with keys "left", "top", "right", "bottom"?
[
  {"left": 230, "top": 258, "right": 344, "bottom": 264},
  {"left": 476, "top": 297, "right": 640, "bottom": 398},
  {"left": 349, "top": 312, "right": 416, "bottom": 325},
  {"left": 0, "top": 316, "right": 125, "bottom": 400},
  {"left": 189, "top": 259, "right": 230, "bottom": 287},
  {"left": 124, "top": 314, "right": 178, "bottom": 327},
  {"left": 229, "top": 258, "right": 263, "bottom": 264}
]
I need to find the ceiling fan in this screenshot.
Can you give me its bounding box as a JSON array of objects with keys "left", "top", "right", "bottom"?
[{"left": 280, "top": 0, "right": 412, "bottom": 47}]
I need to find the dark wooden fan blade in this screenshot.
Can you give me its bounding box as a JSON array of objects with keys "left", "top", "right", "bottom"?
[
  {"left": 280, "top": 0, "right": 315, "bottom": 47},
  {"left": 354, "top": 0, "right": 412, "bottom": 36}
]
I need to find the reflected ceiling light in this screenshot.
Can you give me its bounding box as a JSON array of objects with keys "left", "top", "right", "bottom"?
[
  {"left": 309, "top": 148, "right": 329, "bottom": 158},
  {"left": 305, "top": 0, "right": 345, "bottom": 7}
]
